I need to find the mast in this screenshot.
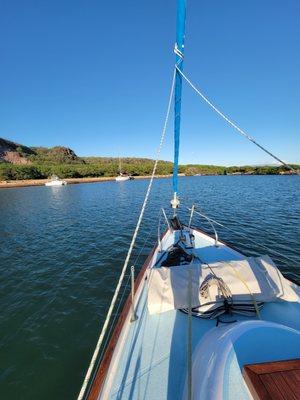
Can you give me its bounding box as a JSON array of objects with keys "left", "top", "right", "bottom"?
[
  {"left": 118, "top": 156, "right": 122, "bottom": 175},
  {"left": 171, "top": 0, "right": 187, "bottom": 211}
]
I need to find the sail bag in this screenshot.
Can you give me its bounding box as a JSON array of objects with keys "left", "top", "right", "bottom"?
[{"left": 147, "top": 255, "right": 300, "bottom": 315}]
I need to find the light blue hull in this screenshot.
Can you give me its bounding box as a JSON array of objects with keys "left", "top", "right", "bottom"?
[{"left": 98, "top": 228, "right": 300, "bottom": 400}]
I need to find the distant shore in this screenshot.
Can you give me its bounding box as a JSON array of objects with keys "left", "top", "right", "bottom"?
[
  {"left": 0, "top": 172, "right": 298, "bottom": 189},
  {"left": 0, "top": 174, "right": 175, "bottom": 189}
]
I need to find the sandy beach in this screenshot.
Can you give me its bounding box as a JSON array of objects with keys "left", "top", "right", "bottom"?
[{"left": 0, "top": 174, "right": 174, "bottom": 189}]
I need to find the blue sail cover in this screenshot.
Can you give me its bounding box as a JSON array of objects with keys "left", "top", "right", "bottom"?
[{"left": 173, "top": 0, "right": 187, "bottom": 196}]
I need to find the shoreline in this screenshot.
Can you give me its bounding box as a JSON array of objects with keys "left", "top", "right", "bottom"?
[
  {"left": 0, "top": 172, "right": 297, "bottom": 189},
  {"left": 0, "top": 174, "right": 174, "bottom": 189}
]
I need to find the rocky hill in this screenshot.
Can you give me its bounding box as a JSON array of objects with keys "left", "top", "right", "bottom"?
[
  {"left": 0, "top": 138, "right": 84, "bottom": 165},
  {"left": 0, "top": 138, "right": 34, "bottom": 164},
  {"left": 31, "top": 146, "right": 84, "bottom": 164}
]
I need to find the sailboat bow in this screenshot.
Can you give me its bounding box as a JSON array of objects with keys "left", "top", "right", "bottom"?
[{"left": 78, "top": 1, "right": 300, "bottom": 399}]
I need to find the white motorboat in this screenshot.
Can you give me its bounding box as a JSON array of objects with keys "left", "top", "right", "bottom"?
[{"left": 45, "top": 175, "right": 67, "bottom": 186}]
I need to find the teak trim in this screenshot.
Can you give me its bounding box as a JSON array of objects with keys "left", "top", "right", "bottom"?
[
  {"left": 87, "top": 241, "right": 159, "bottom": 400},
  {"left": 243, "top": 359, "right": 300, "bottom": 400}
]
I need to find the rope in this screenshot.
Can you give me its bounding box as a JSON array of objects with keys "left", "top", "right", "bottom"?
[
  {"left": 77, "top": 68, "right": 176, "bottom": 400},
  {"left": 227, "top": 264, "right": 261, "bottom": 319},
  {"left": 200, "top": 275, "right": 232, "bottom": 303},
  {"left": 175, "top": 66, "right": 296, "bottom": 172},
  {"left": 85, "top": 212, "right": 165, "bottom": 396},
  {"left": 187, "top": 268, "right": 192, "bottom": 400},
  {"left": 93, "top": 274, "right": 131, "bottom": 374}
]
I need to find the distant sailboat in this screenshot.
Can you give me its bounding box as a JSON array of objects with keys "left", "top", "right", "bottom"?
[
  {"left": 78, "top": 2, "right": 300, "bottom": 400},
  {"left": 115, "top": 156, "right": 130, "bottom": 182}
]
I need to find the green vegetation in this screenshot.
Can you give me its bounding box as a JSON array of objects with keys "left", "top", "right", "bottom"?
[
  {"left": 224, "top": 165, "right": 299, "bottom": 175},
  {"left": 0, "top": 165, "right": 43, "bottom": 180},
  {"left": 29, "top": 146, "right": 84, "bottom": 164},
  {"left": 0, "top": 137, "right": 298, "bottom": 181},
  {"left": 83, "top": 157, "right": 173, "bottom": 176},
  {"left": 0, "top": 157, "right": 173, "bottom": 181},
  {"left": 0, "top": 160, "right": 298, "bottom": 181},
  {"left": 182, "top": 164, "right": 226, "bottom": 176}
]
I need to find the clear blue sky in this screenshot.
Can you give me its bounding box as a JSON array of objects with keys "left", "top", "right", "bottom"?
[{"left": 1, "top": 0, "right": 299, "bottom": 165}]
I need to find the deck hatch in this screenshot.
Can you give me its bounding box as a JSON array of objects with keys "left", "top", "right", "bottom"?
[{"left": 243, "top": 359, "right": 300, "bottom": 400}]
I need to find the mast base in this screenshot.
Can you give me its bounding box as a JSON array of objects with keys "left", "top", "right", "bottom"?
[{"left": 171, "top": 193, "right": 180, "bottom": 209}]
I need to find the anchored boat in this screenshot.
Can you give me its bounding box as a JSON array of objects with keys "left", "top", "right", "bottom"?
[
  {"left": 79, "top": 2, "right": 300, "bottom": 399},
  {"left": 45, "top": 175, "right": 67, "bottom": 186},
  {"left": 116, "top": 157, "right": 130, "bottom": 182},
  {"left": 115, "top": 175, "right": 130, "bottom": 182}
]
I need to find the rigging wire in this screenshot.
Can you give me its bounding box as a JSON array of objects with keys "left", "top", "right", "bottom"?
[
  {"left": 85, "top": 208, "right": 167, "bottom": 396},
  {"left": 77, "top": 68, "right": 176, "bottom": 400},
  {"left": 85, "top": 273, "right": 131, "bottom": 396},
  {"left": 176, "top": 66, "right": 297, "bottom": 172}
]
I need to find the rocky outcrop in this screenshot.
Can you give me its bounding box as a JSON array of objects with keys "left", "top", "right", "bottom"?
[
  {"left": 0, "top": 138, "right": 84, "bottom": 164},
  {"left": 31, "top": 146, "right": 83, "bottom": 163},
  {"left": 1, "top": 151, "right": 31, "bottom": 164},
  {"left": 0, "top": 138, "right": 34, "bottom": 164}
]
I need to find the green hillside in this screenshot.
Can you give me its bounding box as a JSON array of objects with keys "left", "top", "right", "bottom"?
[{"left": 0, "top": 137, "right": 298, "bottom": 181}]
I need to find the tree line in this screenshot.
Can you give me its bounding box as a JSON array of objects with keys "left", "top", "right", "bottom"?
[{"left": 0, "top": 160, "right": 297, "bottom": 181}]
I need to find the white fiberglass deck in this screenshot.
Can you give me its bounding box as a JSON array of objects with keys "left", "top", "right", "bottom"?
[{"left": 99, "top": 229, "right": 300, "bottom": 400}]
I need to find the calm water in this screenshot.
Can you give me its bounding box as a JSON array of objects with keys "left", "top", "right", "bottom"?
[{"left": 0, "top": 175, "right": 299, "bottom": 399}]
